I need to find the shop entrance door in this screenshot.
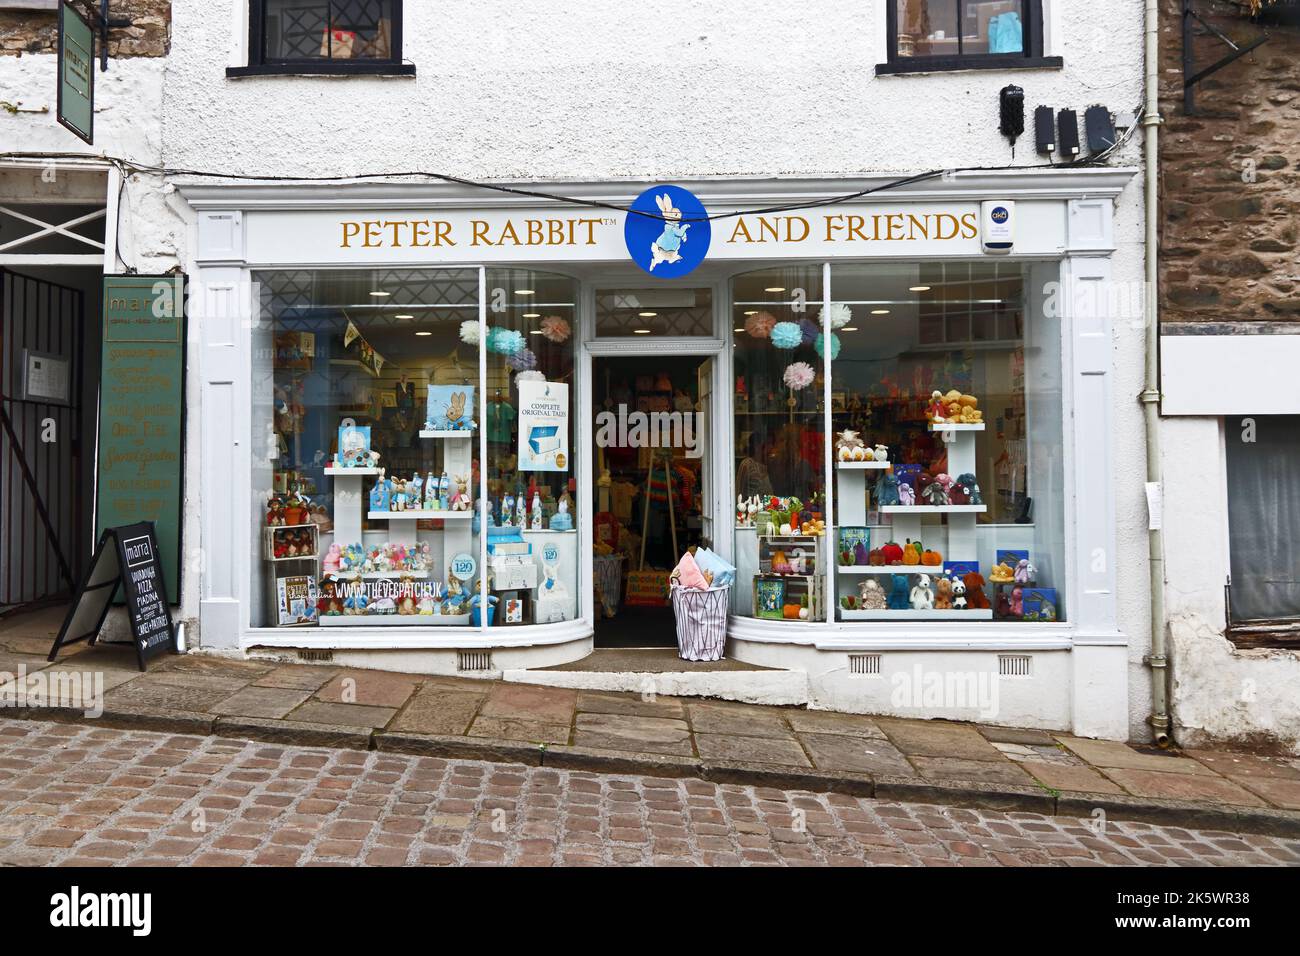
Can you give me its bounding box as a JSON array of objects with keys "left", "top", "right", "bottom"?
[{"left": 591, "top": 354, "right": 713, "bottom": 648}]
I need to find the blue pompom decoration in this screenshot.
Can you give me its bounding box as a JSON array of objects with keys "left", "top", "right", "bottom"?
[
  {"left": 815, "top": 332, "right": 841, "bottom": 360},
  {"left": 799, "top": 318, "right": 819, "bottom": 345},
  {"left": 507, "top": 347, "right": 538, "bottom": 371},
  {"left": 770, "top": 321, "right": 802, "bottom": 350},
  {"left": 488, "top": 328, "right": 525, "bottom": 356}
]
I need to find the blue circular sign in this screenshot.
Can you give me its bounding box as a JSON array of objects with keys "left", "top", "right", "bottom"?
[
  {"left": 450, "top": 552, "right": 476, "bottom": 581},
  {"left": 624, "top": 185, "right": 711, "bottom": 278},
  {"left": 991, "top": 206, "right": 1010, "bottom": 224}
]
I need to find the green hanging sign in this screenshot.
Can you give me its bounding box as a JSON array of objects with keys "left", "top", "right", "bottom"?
[
  {"left": 57, "top": 1, "right": 94, "bottom": 145},
  {"left": 96, "top": 276, "right": 187, "bottom": 604}
]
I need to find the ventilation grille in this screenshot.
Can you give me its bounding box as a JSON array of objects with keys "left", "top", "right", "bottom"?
[
  {"left": 458, "top": 650, "right": 493, "bottom": 672},
  {"left": 999, "top": 654, "right": 1033, "bottom": 678},
  {"left": 297, "top": 649, "right": 333, "bottom": 663},
  {"left": 849, "top": 653, "right": 882, "bottom": 676}
]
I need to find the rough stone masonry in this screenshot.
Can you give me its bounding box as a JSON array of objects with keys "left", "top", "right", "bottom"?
[
  {"left": 1159, "top": 0, "right": 1300, "bottom": 323},
  {"left": 0, "top": 0, "right": 170, "bottom": 59}
]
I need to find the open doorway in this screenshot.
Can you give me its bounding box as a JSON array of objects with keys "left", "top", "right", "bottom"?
[{"left": 591, "top": 354, "right": 712, "bottom": 647}]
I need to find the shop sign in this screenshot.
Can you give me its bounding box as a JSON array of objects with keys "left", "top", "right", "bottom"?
[
  {"left": 96, "top": 275, "right": 186, "bottom": 604},
  {"left": 56, "top": 1, "right": 94, "bottom": 145},
  {"left": 47, "top": 521, "right": 178, "bottom": 671},
  {"left": 518, "top": 380, "right": 569, "bottom": 472},
  {"left": 623, "top": 185, "right": 712, "bottom": 278}
]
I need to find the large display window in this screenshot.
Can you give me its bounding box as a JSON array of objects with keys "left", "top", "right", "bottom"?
[
  {"left": 250, "top": 267, "right": 580, "bottom": 631},
  {"left": 732, "top": 260, "right": 1065, "bottom": 626}
]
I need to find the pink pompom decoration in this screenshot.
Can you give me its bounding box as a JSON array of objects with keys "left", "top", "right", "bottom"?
[
  {"left": 540, "top": 315, "right": 571, "bottom": 343},
  {"left": 744, "top": 311, "right": 776, "bottom": 338},
  {"left": 783, "top": 361, "right": 816, "bottom": 391}
]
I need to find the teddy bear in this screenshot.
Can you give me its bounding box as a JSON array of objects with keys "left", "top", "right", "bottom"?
[
  {"left": 950, "top": 577, "right": 968, "bottom": 610},
  {"left": 962, "top": 572, "right": 990, "bottom": 609},
  {"left": 887, "top": 574, "right": 911, "bottom": 610},
  {"left": 934, "top": 576, "right": 953, "bottom": 609}
]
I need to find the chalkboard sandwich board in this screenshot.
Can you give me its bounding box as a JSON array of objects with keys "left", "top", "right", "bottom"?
[{"left": 48, "top": 521, "right": 179, "bottom": 672}]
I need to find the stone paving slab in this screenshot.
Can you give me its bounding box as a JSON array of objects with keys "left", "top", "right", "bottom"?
[{"left": 3, "top": 644, "right": 1300, "bottom": 835}]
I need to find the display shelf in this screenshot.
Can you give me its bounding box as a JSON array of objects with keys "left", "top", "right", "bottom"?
[
  {"left": 419, "top": 429, "right": 476, "bottom": 439},
  {"left": 879, "top": 504, "right": 987, "bottom": 514},
  {"left": 836, "top": 565, "right": 920, "bottom": 575},
  {"left": 319, "top": 613, "right": 471, "bottom": 627},
  {"left": 835, "top": 461, "right": 892, "bottom": 470},
  {"left": 266, "top": 554, "right": 319, "bottom": 563},
  {"left": 928, "top": 422, "right": 986, "bottom": 432},
  {"left": 325, "top": 466, "right": 382, "bottom": 476},
  {"left": 839, "top": 608, "right": 994, "bottom": 621},
  {"left": 324, "top": 570, "right": 431, "bottom": 581},
  {"left": 366, "top": 510, "right": 472, "bottom": 521}
]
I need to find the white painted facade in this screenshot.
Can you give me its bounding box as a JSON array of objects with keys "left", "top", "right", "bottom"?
[{"left": 0, "top": 1, "right": 1164, "bottom": 742}]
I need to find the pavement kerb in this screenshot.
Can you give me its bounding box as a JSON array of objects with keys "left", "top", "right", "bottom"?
[{"left": 7, "top": 702, "right": 1300, "bottom": 838}]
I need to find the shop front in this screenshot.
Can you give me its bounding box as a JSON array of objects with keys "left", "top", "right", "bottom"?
[{"left": 182, "top": 168, "right": 1136, "bottom": 737}]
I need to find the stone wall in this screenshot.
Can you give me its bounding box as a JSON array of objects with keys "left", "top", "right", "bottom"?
[
  {"left": 1159, "top": 0, "right": 1300, "bottom": 323},
  {"left": 1, "top": 1, "right": 170, "bottom": 58}
]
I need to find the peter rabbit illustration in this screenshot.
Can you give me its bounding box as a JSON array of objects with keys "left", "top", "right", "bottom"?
[
  {"left": 444, "top": 390, "right": 468, "bottom": 428},
  {"left": 648, "top": 193, "right": 690, "bottom": 272}
]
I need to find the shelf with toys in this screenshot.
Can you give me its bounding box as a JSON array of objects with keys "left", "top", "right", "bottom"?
[{"left": 832, "top": 391, "right": 996, "bottom": 620}]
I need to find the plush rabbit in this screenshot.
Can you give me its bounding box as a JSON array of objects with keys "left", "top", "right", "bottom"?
[
  {"left": 897, "top": 481, "right": 915, "bottom": 506},
  {"left": 648, "top": 193, "right": 690, "bottom": 272}
]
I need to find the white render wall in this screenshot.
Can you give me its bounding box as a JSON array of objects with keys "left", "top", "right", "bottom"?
[{"left": 2, "top": 2, "right": 1157, "bottom": 740}]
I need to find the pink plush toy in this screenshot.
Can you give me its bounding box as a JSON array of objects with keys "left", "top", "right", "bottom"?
[
  {"left": 323, "top": 543, "right": 342, "bottom": 575},
  {"left": 1010, "top": 586, "right": 1024, "bottom": 616},
  {"left": 898, "top": 482, "right": 915, "bottom": 506}
]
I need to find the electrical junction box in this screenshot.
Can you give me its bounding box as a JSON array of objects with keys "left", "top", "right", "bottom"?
[{"left": 980, "top": 201, "right": 1015, "bottom": 255}]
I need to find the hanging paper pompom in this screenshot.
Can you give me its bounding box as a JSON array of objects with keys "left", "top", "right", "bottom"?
[
  {"left": 744, "top": 311, "right": 776, "bottom": 339},
  {"left": 815, "top": 332, "right": 841, "bottom": 360},
  {"left": 799, "top": 318, "right": 819, "bottom": 345},
  {"left": 540, "top": 315, "right": 571, "bottom": 343},
  {"left": 460, "top": 320, "right": 481, "bottom": 346},
  {"left": 488, "top": 328, "right": 525, "bottom": 356},
  {"left": 783, "top": 361, "right": 816, "bottom": 391},
  {"left": 514, "top": 370, "right": 545, "bottom": 384},
  {"left": 507, "top": 347, "right": 538, "bottom": 371},
  {"left": 771, "top": 321, "right": 802, "bottom": 350},
  {"left": 820, "top": 303, "right": 853, "bottom": 330}
]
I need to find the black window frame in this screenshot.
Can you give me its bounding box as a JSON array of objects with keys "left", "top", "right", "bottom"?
[
  {"left": 878, "top": 0, "right": 1062, "bottom": 75},
  {"left": 228, "top": 0, "right": 414, "bottom": 77}
]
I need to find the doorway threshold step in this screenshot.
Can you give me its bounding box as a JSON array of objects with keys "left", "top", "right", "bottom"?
[{"left": 502, "top": 648, "right": 809, "bottom": 706}]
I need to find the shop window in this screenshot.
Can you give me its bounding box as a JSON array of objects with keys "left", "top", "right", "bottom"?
[
  {"left": 826, "top": 261, "right": 1065, "bottom": 624},
  {"left": 731, "top": 261, "right": 1066, "bottom": 626},
  {"left": 732, "top": 266, "right": 829, "bottom": 623},
  {"left": 594, "top": 287, "right": 715, "bottom": 337},
  {"left": 232, "top": 0, "right": 413, "bottom": 76},
  {"left": 1226, "top": 416, "right": 1300, "bottom": 626},
  {"left": 880, "top": 0, "right": 1061, "bottom": 75},
  {"left": 251, "top": 267, "right": 580, "bottom": 630}
]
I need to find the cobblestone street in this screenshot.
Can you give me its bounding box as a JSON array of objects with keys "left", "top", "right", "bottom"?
[{"left": 2, "top": 719, "right": 1297, "bottom": 867}]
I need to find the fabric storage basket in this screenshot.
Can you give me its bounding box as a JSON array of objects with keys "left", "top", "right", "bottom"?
[{"left": 669, "top": 584, "right": 730, "bottom": 662}]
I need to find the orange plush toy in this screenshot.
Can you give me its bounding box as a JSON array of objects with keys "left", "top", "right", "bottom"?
[{"left": 963, "top": 572, "right": 990, "bottom": 610}]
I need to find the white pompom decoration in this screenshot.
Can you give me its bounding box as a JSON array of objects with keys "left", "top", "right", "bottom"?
[
  {"left": 460, "top": 320, "right": 481, "bottom": 345},
  {"left": 820, "top": 303, "right": 853, "bottom": 330}
]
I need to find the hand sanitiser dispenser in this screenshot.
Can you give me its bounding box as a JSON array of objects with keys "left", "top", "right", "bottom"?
[{"left": 980, "top": 201, "right": 1015, "bottom": 255}]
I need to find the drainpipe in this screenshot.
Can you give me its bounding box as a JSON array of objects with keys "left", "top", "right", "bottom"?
[{"left": 1142, "top": 0, "right": 1171, "bottom": 747}]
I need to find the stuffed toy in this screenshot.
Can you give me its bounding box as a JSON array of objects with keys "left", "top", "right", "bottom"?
[
  {"left": 950, "top": 578, "right": 968, "bottom": 610},
  {"left": 887, "top": 574, "right": 911, "bottom": 610},
  {"left": 910, "top": 573, "right": 935, "bottom": 610},
  {"left": 934, "top": 576, "right": 953, "bottom": 610},
  {"left": 962, "top": 572, "right": 990, "bottom": 609},
  {"left": 875, "top": 473, "right": 901, "bottom": 506},
  {"left": 898, "top": 481, "right": 915, "bottom": 506},
  {"left": 955, "top": 472, "right": 983, "bottom": 505},
  {"left": 859, "top": 578, "right": 887, "bottom": 609}
]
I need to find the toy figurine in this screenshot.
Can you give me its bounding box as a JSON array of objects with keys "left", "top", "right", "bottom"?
[
  {"left": 951, "top": 577, "right": 968, "bottom": 610},
  {"left": 266, "top": 496, "right": 286, "bottom": 526},
  {"left": 369, "top": 475, "right": 390, "bottom": 512},
  {"left": 859, "top": 578, "right": 887, "bottom": 610},
  {"left": 550, "top": 495, "right": 573, "bottom": 531},
  {"left": 996, "top": 590, "right": 1011, "bottom": 618},
  {"left": 934, "top": 576, "right": 952, "bottom": 610},
  {"left": 963, "top": 572, "right": 990, "bottom": 609},
  {"left": 872, "top": 444, "right": 889, "bottom": 463},
  {"left": 910, "top": 573, "right": 935, "bottom": 610},
  {"left": 391, "top": 476, "right": 408, "bottom": 512},
  {"left": 955, "top": 472, "right": 982, "bottom": 506},
  {"left": 875, "top": 473, "right": 901, "bottom": 507},
  {"left": 887, "top": 573, "right": 911, "bottom": 610},
  {"left": 921, "top": 476, "right": 950, "bottom": 506},
  {"left": 835, "top": 429, "right": 867, "bottom": 462},
  {"left": 451, "top": 474, "right": 472, "bottom": 511},
  {"left": 1014, "top": 559, "right": 1036, "bottom": 585},
  {"left": 897, "top": 482, "right": 915, "bottom": 506},
  {"left": 1010, "top": 586, "right": 1025, "bottom": 616}
]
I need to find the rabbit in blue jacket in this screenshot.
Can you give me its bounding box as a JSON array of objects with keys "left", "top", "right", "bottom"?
[{"left": 648, "top": 193, "right": 690, "bottom": 272}]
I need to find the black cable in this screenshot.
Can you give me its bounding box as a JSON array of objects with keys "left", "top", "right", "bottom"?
[{"left": 0, "top": 142, "right": 1139, "bottom": 227}]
